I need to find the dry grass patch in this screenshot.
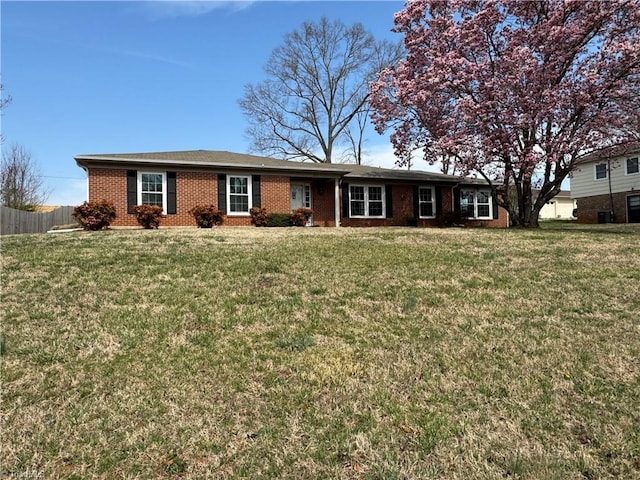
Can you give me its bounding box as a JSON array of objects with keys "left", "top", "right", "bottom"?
[{"left": 2, "top": 225, "right": 639, "bottom": 479}]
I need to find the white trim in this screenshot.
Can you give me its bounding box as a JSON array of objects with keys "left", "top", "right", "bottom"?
[
  {"left": 626, "top": 193, "right": 640, "bottom": 224},
  {"left": 226, "top": 174, "right": 252, "bottom": 216},
  {"left": 460, "top": 188, "right": 492, "bottom": 220},
  {"left": 349, "top": 184, "right": 386, "bottom": 218},
  {"left": 418, "top": 186, "right": 436, "bottom": 219},
  {"left": 137, "top": 171, "right": 167, "bottom": 213},
  {"left": 625, "top": 157, "right": 639, "bottom": 176},
  {"left": 594, "top": 162, "right": 608, "bottom": 181}
]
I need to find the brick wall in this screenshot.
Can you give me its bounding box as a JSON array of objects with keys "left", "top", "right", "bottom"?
[{"left": 576, "top": 191, "right": 632, "bottom": 223}]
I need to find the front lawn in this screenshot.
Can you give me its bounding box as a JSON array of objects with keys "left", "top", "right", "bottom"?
[{"left": 2, "top": 226, "right": 639, "bottom": 479}]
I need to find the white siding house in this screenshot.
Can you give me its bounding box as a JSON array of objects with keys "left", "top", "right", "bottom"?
[{"left": 571, "top": 142, "right": 640, "bottom": 223}]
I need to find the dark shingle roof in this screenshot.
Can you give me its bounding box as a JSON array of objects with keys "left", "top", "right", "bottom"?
[
  {"left": 577, "top": 141, "right": 640, "bottom": 164},
  {"left": 74, "top": 149, "right": 481, "bottom": 184}
]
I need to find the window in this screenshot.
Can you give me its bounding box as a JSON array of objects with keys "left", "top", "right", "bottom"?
[
  {"left": 595, "top": 163, "right": 608, "bottom": 180},
  {"left": 227, "top": 175, "right": 252, "bottom": 215},
  {"left": 138, "top": 172, "right": 166, "bottom": 212},
  {"left": 460, "top": 188, "right": 492, "bottom": 219},
  {"left": 349, "top": 185, "right": 385, "bottom": 218},
  {"left": 626, "top": 157, "right": 639, "bottom": 175},
  {"left": 418, "top": 186, "right": 436, "bottom": 218}
]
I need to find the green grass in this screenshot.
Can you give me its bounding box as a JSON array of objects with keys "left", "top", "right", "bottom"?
[{"left": 2, "top": 225, "right": 639, "bottom": 479}]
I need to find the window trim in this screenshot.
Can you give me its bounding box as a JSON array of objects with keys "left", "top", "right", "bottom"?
[
  {"left": 137, "top": 171, "right": 167, "bottom": 213},
  {"left": 594, "top": 163, "right": 608, "bottom": 181},
  {"left": 226, "top": 174, "right": 252, "bottom": 216},
  {"left": 460, "top": 188, "right": 492, "bottom": 220},
  {"left": 418, "top": 186, "right": 436, "bottom": 219},
  {"left": 625, "top": 157, "right": 639, "bottom": 176},
  {"left": 349, "top": 184, "right": 386, "bottom": 218}
]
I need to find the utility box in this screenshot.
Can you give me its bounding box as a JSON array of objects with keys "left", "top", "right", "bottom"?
[{"left": 597, "top": 211, "right": 612, "bottom": 223}]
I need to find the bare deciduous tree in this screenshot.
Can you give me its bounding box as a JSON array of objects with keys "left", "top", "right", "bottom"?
[
  {"left": 1, "top": 143, "right": 49, "bottom": 210},
  {"left": 239, "top": 17, "right": 402, "bottom": 164}
]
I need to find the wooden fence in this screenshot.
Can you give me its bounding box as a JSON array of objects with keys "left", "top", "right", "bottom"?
[{"left": 0, "top": 206, "right": 76, "bottom": 235}]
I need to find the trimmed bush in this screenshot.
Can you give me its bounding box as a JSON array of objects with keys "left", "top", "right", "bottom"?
[
  {"left": 290, "top": 207, "right": 313, "bottom": 226},
  {"left": 250, "top": 207, "right": 268, "bottom": 227},
  {"left": 266, "top": 213, "right": 292, "bottom": 227},
  {"left": 72, "top": 200, "right": 116, "bottom": 231},
  {"left": 133, "top": 205, "right": 164, "bottom": 229},
  {"left": 188, "top": 205, "right": 225, "bottom": 228}
]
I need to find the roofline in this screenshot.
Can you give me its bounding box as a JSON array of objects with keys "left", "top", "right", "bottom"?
[{"left": 74, "top": 155, "right": 348, "bottom": 176}]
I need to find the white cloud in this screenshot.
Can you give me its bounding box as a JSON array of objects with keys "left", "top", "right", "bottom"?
[
  {"left": 362, "top": 142, "right": 446, "bottom": 174},
  {"left": 139, "top": 1, "right": 255, "bottom": 20}
]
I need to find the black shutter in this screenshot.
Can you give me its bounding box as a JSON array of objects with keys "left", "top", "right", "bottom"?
[
  {"left": 385, "top": 184, "right": 393, "bottom": 218},
  {"left": 167, "top": 172, "right": 177, "bottom": 214},
  {"left": 218, "top": 175, "right": 227, "bottom": 214},
  {"left": 492, "top": 193, "right": 499, "bottom": 219},
  {"left": 435, "top": 186, "right": 443, "bottom": 216},
  {"left": 252, "top": 175, "right": 261, "bottom": 208},
  {"left": 413, "top": 185, "right": 420, "bottom": 218},
  {"left": 341, "top": 183, "right": 349, "bottom": 218},
  {"left": 126, "top": 170, "right": 137, "bottom": 214},
  {"left": 453, "top": 187, "right": 461, "bottom": 213}
]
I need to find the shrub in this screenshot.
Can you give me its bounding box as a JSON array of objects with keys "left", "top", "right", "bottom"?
[
  {"left": 436, "top": 211, "right": 468, "bottom": 228},
  {"left": 266, "top": 213, "right": 292, "bottom": 227},
  {"left": 72, "top": 200, "right": 116, "bottom": 231},
  {"left": 188, "top": 204, "right": 225, "bottom": 228},
  {"left": 290, "top": 208, "right": 313, "bottom": 226},
  {"left": 250, "top": 207, "right": 268, "bottom": 227},
  {"left": 132, "top": 205, "right": 164, "bottom": 229}
]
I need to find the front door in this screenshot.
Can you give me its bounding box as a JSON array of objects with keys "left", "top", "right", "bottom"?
[
  {"left": 290, "top": 183, "right": 312, "bottom": 225},
  {"left": 627, "top": 195, "right": 640, "bottom": 223}
]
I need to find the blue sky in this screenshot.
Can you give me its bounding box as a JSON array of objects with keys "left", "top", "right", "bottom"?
[{"left": 1, "top": 0, "right": 408, "bottom": 205}]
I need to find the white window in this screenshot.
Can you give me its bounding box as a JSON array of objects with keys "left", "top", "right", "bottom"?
[
  {"left": 460, "top": 188, "right": 492, "bottom": 219},
  {"left": 418, "top": 186, "right": 436, "bottom": 218},
  {"left": 626, "top": 157, "right": 639, "bottom": 175},
  {"left": 138, "top": 172, "right": 166, "bottom": 212},
  {"left": 227, "top": 175, "right": 252, "bottom": 215},
  {"left": 349, "top": 185, "right": 385, "bottom": 218},
  {"left": 594, "top": 163, "right": 608, "bottom": 180}
]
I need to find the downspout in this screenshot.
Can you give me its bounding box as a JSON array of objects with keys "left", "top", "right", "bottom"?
[
  {"left": 83, "top": 167, "right": 89, "bottom": 202},
  {"left": 607, "top": 159, "right": 615, "bottom": 222}
]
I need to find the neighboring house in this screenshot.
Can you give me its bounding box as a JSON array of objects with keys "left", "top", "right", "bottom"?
[
  {"left": 571, "top": 142, "right": 640, "bottom": 223},
  {"left": 537, "top": 190, "right": 577, "bottom": 220},
  {"left": 74, "top": 150, "right": 508, "bottom": 228}
]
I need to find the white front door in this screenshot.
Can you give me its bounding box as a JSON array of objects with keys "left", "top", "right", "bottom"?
[{"left": 290, "top": 183, "right": 312, "bottom": 225}]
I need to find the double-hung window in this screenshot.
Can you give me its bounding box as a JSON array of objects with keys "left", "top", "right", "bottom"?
[
  {"left": 138, "top": 172, "right": 166, "bottom": 212},
  {"left": 460, "top": 188, "right": 492, "bottom": 219},
  {"left": 418, "top": 186, "right": 436, "bottom": 218},
  {"left": 626, "top": 157, "right": 639, "bottom": 175},
  {"left": 595, "top": 163, "right": 608, "bottom": 180},
  {"left": 349, "top": 185, "right": 385, "bottom": 218},
  {"left": 227, "top": 175, "right": 252, "bottom": 215}
]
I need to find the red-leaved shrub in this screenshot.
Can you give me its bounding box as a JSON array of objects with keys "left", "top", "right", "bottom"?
[
  {"left": 72, "top": 200, "right": 116, "bottom": 231},
  {"left": 133, "top": 205, "right": 164, "bottom": 229},
  {"left": 291, "top": 208, "right": 313, "bottom": 226},
  {"left": 188, "top": 205, "right": 225, "bottom": 228},
  {"left": 250, "top": 207, "right": 268, "bottom": 227}
]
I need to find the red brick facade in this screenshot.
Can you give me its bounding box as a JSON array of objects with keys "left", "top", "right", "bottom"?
[
  {"left": 576, "top": 191, "right": 638, "bottom": 223},
  {"left": 86, "top": 167, "right": 507, "bottom": 228}
]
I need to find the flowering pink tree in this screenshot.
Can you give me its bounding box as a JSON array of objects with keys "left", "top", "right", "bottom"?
[{"left": 370, "top": 0, "right": 640, "bottom": 227}]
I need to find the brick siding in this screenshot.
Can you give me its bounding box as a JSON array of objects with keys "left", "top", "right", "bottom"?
[
  {"left": 87, "top": 167, "right": 507, "bottom": 228},
  {"left": 576, "top": 191, "right": 635, "bottom": 223}
]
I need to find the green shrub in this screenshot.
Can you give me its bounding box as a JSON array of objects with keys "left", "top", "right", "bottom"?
[
  {"left": 72, "top": 200, "right": 116, "bottom": 231},
  {"left": 266, "top": 213, "right": 292, "bottom": 227},
  {"left": 250, "top": 206, "right": 268, "bottom": 227},
  {"left": 290, "top": 208, "right": 313, "bottom": 226},
  {"left": 132, "top": 205, "right": 164, "bottom": 229},
  {"left": 188, "top": 204, "right": 225, "bottom": 228}
]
